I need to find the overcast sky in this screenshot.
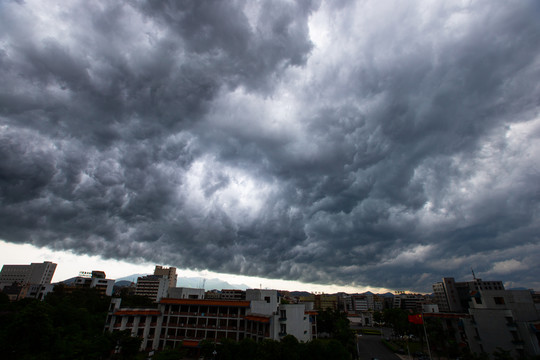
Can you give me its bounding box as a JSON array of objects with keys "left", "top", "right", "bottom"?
[{"left": 1, "top": 0, "right": 539, "bottom": 293}]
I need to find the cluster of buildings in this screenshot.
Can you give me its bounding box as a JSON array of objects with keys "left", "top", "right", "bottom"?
[
  {"left": 1, "top": 261, "right": 539, "bottom": 358},
  {"left": 0, "top": 261, "right": 57, "bottom": 300},
  {"left": 0, "top": 261, "right": 115, "bottom": 300},
  {"left": 428, "top": 277, "right": 540, "bottom": 359},
  {"left": 106, "top": 266, "right": 317, "bottom": 352}
]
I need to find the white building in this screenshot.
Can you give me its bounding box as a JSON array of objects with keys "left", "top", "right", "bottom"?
[
  {"left": 462, "top": 289, "right": 540, "bottom": 359},
  {"left": 27, "top": 283, "right": 55, "bottom": 300},
  {"left": 135, "top": 275, "right": 170, "bottom": 302},
  {"left": 73, "top": 271, "right": 115, "bottom": 296},
  {"left": 105, "top": 289, "right": 317, "bottom": 351}
]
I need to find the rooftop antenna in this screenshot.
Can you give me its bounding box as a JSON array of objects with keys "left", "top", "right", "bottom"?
[{"left": 471, "top": 267, "right": 476, "bottom": 280}]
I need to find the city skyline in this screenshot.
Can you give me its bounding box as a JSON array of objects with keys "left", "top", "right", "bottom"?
[{"left": 1, "top": 1, "right": 540, "bottom": 293}]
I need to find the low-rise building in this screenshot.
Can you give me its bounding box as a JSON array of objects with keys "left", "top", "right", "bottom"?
[
  {"left": 220, "top": 289, "right": 246, "bottom": 300},
  {"left": 168, "top": 287, "right": 205, "bottom": 300},
  {"left": 73, "top": 270, "right": 115, "bottom": 296},
  {"left": 104, "top": 289, "right": 317, "bottom": 352}
]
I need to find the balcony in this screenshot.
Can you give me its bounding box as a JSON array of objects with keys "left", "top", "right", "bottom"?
[{"left": 279, "top": 317, "right": 287, "bottom": 322}]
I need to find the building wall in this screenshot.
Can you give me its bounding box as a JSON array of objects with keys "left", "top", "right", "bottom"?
[
  {"left": 105, "top": 291, "right": 317, "bottom": 351},
  {"left": 462, "top": 290, "right": 540, "bottom": 359},
  {"left": 169, "top": 287, "right": 205, "bottom": 299},
  {"left": 135, "top": 276, "right": 169, "bottom": 302},
  {"left": 276, "top": 304, "right": 312, "bottom": 342},
  {"left": 0, "top": 261, "right": 57, "bottom": 286},
  {"left": 153, "top": 266, "right": 177, "bottom": 289}
]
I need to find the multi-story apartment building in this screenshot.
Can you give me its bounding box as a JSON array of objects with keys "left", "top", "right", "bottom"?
[
  {"left": 104, "top": 289, "right": 317, "bottom": 352},
  {"left": 135, "top": 275, "right": 170, "bottom": 302},
  {"left": 153, "top": 266, "right": 177, "bottom": 289},
  {"left": 0, "top": 261, "right": 57, "bottom": 287},
  {"left": 299, "top": 294, "right": 337, "bottom": 311},
  {"left": 134, "top": 265, "right": 178, "bottom": 302},
  {"left": 461, "top": 289, "right": 540, "bottom": 359},
  {"left": 353, "top": 295, "right": 369, "bottom": 312},
  {"left": 393, "top": 293, "right": 427, "bottom": 311},
  {"left": 433, "top": 277, "right": 505, "bottom": 313}
]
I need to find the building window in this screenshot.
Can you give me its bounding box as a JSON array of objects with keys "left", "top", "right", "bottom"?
[
  {"left": 494, "top": 297, "right": 505, "bottom": 305},
  {"left": 474, "top": 297, "right": 482, "bottom": 304}
]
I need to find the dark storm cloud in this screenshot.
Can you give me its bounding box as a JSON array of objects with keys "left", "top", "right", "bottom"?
[{"left": 1, "top": 0, "right": 540, "bottom": 291}]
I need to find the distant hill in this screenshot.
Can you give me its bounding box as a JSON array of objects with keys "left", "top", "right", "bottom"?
[
  {"left": 115, "top": 273, "right": 149, "bottom": 283},
  {"left": 177, "top": 277, "right": 249, "bottom": 291},
  {"left": 114, "top": 280, "right": 134, "bottom": 287},
  {"left": 115, "top": 274, "right": 249, "bottom": 291}
]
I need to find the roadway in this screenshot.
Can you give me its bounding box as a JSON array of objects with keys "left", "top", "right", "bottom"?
[{"left": 356, "top": 333, "right": 403, "bottom": 360}]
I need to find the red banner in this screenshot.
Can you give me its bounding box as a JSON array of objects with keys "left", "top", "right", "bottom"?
[{"left": 408, "top": 314, "right": 423, "bottom": 324}]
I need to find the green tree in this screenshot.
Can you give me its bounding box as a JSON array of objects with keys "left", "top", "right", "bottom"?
[
  {"left": 152, "top": 347, "right": 186, "bottom": 360},
  {"left": 382, "top": 308, "right": 409, "bottom": 336},
  {"left": 373, "top": 310, "right": 383, "bottom": 325}
]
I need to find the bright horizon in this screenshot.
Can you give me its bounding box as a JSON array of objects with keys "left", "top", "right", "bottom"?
[{"left": 0, "top": 240, "right": 393, "bottom": 294}]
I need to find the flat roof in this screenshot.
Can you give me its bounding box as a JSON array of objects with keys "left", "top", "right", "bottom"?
[{"left": 160, "top": 298, "right": 251, "bottom": 307}]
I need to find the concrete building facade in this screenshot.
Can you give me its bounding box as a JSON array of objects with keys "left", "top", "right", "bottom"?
[
  {"left": 461, "top": 289, "right": 540, "bottom": 359},
  {"left": 153, "top": 266, "right": 177, "bottom": 289},
  {"left": 73, "top": 270, "right": 115, "bottom": 296},
  {"left": 105, "top": 289, "right": 317, "bottom": 352},
  {"left": 433, "top": 277, "right": 505, "bottom": 313},
  {"left": 135, "top": 275, "right": 170, "bottom": 302},
  {"left": 0, "top": 261, "right": 57, "bottom": 287}
]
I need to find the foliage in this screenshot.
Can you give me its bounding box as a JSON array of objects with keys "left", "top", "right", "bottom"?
[
  {"left": 316, "top": 308, "right": 356, "bottom": 358},
  {"left": 0, "top": 287, "right": 120, "bottom": 360},
  {"left": 152, "top": 347, "right": 186, "bottom": 360},
  {"left": 372, "top": 310, "right": 383, "bottom": 324},
  {"left": 117, "top": 289, "right": 157, "bottom": 308},
  {"left": 382, "top": 308, "right": 409, "bottom": 335},
  {"left": 205, "top": 336, "right": 351, "bottom": 360}
]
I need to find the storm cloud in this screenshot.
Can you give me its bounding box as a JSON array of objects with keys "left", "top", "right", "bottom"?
[{"left": 1, "top": 0, "right": 540, "bottom": 291}]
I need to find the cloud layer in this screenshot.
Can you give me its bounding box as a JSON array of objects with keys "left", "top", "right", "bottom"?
[{"left": 1, "top": 0, "right": 540, "bottom": 291}]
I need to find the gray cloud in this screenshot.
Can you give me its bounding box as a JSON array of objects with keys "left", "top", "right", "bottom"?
[{"left": 1, "top": 0, "right": 540, "bottom": 291}]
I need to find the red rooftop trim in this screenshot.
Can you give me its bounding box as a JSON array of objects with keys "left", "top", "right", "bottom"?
[{"left": 245, "top": 315, "right": 271, "bottom": 323}]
